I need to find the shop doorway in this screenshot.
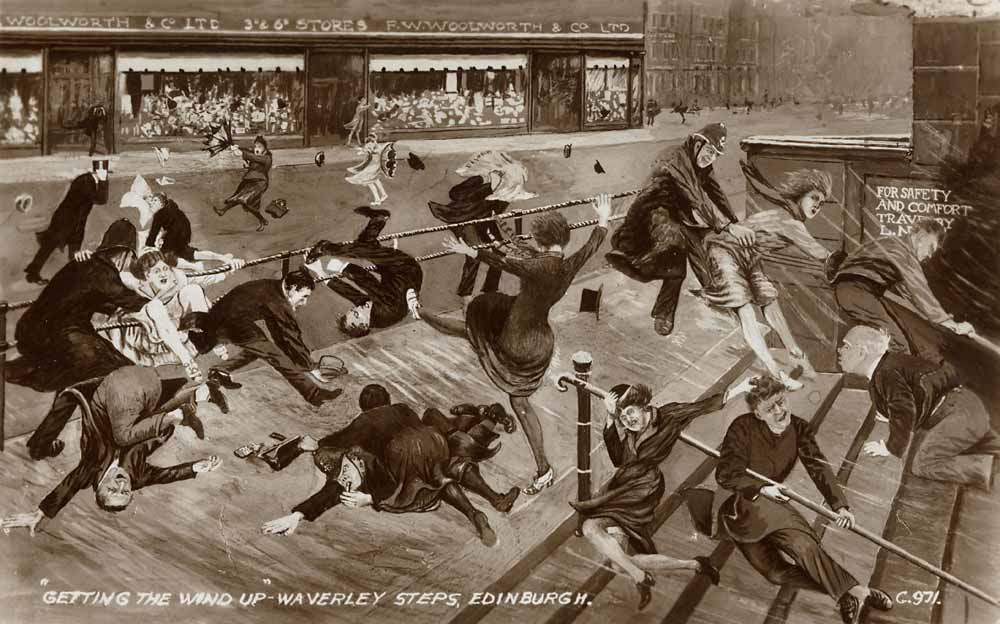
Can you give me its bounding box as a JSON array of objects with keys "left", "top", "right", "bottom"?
[
  {"left": 530, "top": 53, "right": 582, "bottom": 133},
  {"left": 308, "top": 51, "right": 365, "bottom": 146},
  {"left": 46, "top": 49, "right": 114, "bottom": 155}
]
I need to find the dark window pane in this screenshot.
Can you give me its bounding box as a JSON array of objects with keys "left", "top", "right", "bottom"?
[{"left": 531, "top": 53, "right": 581, "bottom": 133}]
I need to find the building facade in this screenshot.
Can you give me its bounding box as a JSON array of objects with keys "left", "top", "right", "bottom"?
[
  {"left": 0, "top": 0, "right": 645, "bottom": 158},
  {"left": 645, "top": 0, "right": 762, "bottom": 109}
]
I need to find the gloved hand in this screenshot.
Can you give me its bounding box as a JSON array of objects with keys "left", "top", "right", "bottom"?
[
  {"left": 825, "top": 251, "right": 847, "bottom": 283},
  {"left": 305, "top": 240, "right": 334, "bottom": 265}
]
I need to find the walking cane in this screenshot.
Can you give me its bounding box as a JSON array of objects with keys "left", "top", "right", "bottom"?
[{"left": 556, "top": 374, "right": 1000, "bottom": 609}]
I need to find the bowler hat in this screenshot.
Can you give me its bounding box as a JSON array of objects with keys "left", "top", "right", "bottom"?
[{"left": 692, "top": 122, "right": 727, "bottom": 154}]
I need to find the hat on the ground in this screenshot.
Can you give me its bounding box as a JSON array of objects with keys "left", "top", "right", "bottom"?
[
  {"left": 314, "top": 151, "right": 325, "bottom": 167},
  {"left": 692, "top": 122, "right": 727, "bottom": 154},
  {"left": 96, "top": 218, "right": 137, "bottom": 256}
]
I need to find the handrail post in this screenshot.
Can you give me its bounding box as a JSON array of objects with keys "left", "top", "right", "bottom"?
[
  {"left": 572, "top": 351, "right": 593, "bottom": 533},
  {"left": 1, "top": 302, "right": 7, "bottom": 452},
  {"left": 281, "top": 256, "right": 291, "bottom": 277}
]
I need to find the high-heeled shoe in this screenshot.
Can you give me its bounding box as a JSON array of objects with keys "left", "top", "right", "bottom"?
[
  {"left": 524, "top": 467, "right": 554, "bottom": 495},
  {"left": 635, "top": 572, "right": 655, "bottom": 611}
]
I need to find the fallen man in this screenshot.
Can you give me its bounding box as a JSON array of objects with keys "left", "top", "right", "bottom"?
[
  {"left": 2, "top": 366, "right": 221, "bottom": 535},
  {"left": 261, "top": 385, "right": 518, "bottom": 547}
]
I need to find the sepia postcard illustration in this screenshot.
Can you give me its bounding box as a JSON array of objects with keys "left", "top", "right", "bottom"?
[{"left": 0, "top": 0, "right": 998, "bottom": 622}]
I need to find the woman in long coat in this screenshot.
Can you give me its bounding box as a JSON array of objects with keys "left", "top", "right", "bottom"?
[
  {"left": 410, "top": 194, "right": 613, "bottom": 494},
  {"left": 216, "top": 135, "right": 272, "bottom": 231},
  {"left": 570, "top": 381, "right": 750, "bottom": 609}
]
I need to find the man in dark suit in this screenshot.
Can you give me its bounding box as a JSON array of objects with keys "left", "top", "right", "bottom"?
[
  {"left": 839, "top": 325, "right": 1000, "bottom": 489},
  {"left": 606, "top": 123, "right": 754, "bottom": 335},
  {"left": 305, "top": 208, "right": 423, "bottom": 338},
  {"left": 427, "top": 176, "right": 510, "bottom": 303},
  {"left": 25, "top": 159, "right": 111, "bottom": 285},
  {"left": 182, "top": 270, "right": 342, "bottom": 407},
  {"left": 2, "top": 366, "right": 220, "bottom": 535},
  {"left": 260, "top": 385, "right": 518, "bottom": 545},
  {"left": 8, "top": 219, "right": 197, "bottom": 461}
]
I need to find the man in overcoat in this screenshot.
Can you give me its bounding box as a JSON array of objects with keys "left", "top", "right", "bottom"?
[
  {"left": 260, "top": 386, "right": 518, "bottom": 546},
  {"left": 25, "top": 159, "right": 111, "bottom": 285},
  {"left": 305, "top": 207, "right": 423, "bottom": 338},
  {"left": 8, "top": 219, "right": 189, "bottom": 460},
  {"left": 839, "top": 325, "right": 1000, "bottom": 489},
  {"left": 1, "top": 366, "right": 221, "bottom": 535},
  {"left": 181, "top": 270, "right": 343, "bottom": 407},
  {"left": 606, "top": 123, "right": 755, "bottom": 335}
]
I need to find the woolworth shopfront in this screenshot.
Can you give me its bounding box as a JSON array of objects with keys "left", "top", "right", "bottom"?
[{"left": 0, "top": 0, "right": 645, "bottom": 158}]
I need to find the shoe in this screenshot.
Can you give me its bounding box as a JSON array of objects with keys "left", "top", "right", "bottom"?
[
  {"left": 309, "top": 387, "right": 344, "bottom": 407},
  {"left": 209, "top": 369, "right": 242, "bottom": 390},
  {"left": 636, "top": 572, "right": 655, "bottom": 611},
  {"left": 778, "top": 369, "right": 804, "bottom": 391},
  {"left": 865, "top": 588, "right": 893, "bottom": 612},
  {"left": 790, "top": 352, "right": 818, "bottom": 379},
  {"left": 493, "top": 487, "right": 520, "bottom": 513},
  {"left": 25, "top": 272, "right": 48, "bottom": 285},
  {"left": 406, "top": 288, "right": 421, "bottom": 320},
  {"left": 653, "top": 317, "right": 674, "bottom": 336},
  {"left": 206, "top": 380, "right": 229, "bottom": 414},
  {"left": 838, "top": 593, "right": 860, "bottom": 624},
  {"left": 180, "top": 403, "right": 206, "bottom": 440},
  {"left": 472, "top": 511, "right": 497, "bottom": 547},
  {"left": 213, "top": 204, "right": 229, "bottom": 217},
  {"left": 524, "top": 467, "right": 555, "bottom": 495},
  {"left": 694, "top": 556, "right": 720, "bottom": 585},
  {"left": 488, "top": 403, "right": 517, "bottom": 434},
  {"left": 255, "top": 218, "right": 268, "bottom": 232},
  {"left": 450, "top": 403, "right": 479, "bottom": 417},
  {"left": 354, "top": 206, "right": 391, "bottom": 219},
  {"left": 28, "top": 439, "right": 64, "bottom": 461}
]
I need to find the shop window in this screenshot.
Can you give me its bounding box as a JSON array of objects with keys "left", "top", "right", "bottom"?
[
  {"left": 0, "top": 51, "right": 42, "bottom": 148},
  {"left": 585, "top": 57, "right": 629, "bottom": 126},
  {"left": 368, "top": 54, "right": 527, "bottom": 132},
  {"left": 116, "top": 53, "right": 304, "bottom": 143}
]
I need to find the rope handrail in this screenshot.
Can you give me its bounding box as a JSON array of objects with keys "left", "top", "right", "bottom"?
[
  {"left": 2, "top": 212, "right": 625, "bottom": 348},
  {"left": 3, "top": 188, "right": 642, "bottom": 311}
]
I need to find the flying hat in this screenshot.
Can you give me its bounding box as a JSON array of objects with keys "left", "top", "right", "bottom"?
[
  {"left": 95, "top": 218, "right": 137, "bottom": 256},
  {"left": 692, "top": 122, "right": 727, "bottom": 154}
]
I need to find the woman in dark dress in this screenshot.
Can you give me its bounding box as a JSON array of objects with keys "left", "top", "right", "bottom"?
[
  {"left": 409, "top": 194, "right": 613, "bottom": 494},
  {"left": 570, "top": 379, "right": 750, "bottom": 610},
  {"left": 216, "top": 135, "right": 272, "bottom": 231}
]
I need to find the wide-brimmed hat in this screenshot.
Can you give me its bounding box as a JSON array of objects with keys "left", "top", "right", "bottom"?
[
  {"left": 96, "top": 218, "right": 137, "bottom": 255},
  {"left": 692, "top": 122, "right": 727, "bottom": 154}
]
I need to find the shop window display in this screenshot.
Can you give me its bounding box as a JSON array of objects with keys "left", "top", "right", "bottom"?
[
  {"left": 585, "top": 57, "right": 629, "bottom": 126},
  {"left": 117, "top": 53, "right": 304, "bottom": 142},
  {"left": 0, "top": 52, "right": 43, "bottom": 147},
  {"left": 368, "top": 54, "right": 527, "bottom": 131}
]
